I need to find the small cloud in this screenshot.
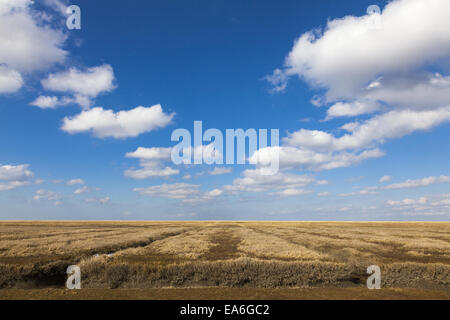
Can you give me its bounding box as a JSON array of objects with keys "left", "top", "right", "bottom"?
[
  {"left": 265, "top": 68, "right": 289, "bottom": 93},
  {"left": 379, "top": 175, "right": 392, "bottom": 183},
  {"left": 33, "top": 189, "right": 60, "bottom": 201},
  {"left": 310, "top": 95, "right": 325, "bottom": 107},
  {"left": 30, "top": 96, "right": 71, "bottom": 109},
  {"left": 339, "top": 189, "right": 378, "bottom": 197},
  {"left": 383, "top": 175, "right": 450, "bottom": 190},
  {"left": 387, "top": 197, "right": 428, "bottom": 206},
  {"left": 210, "top": 167, "right": 232, "bottom": 176},
  {"left": 339, "top": 205, "right": 352, "bottom": 212},
  {"left": 86, "top": 196, "right": 110, "bottom": 205},
  {"left": 134, "top": 183, "right": 222, "bottom": 203},
  {"left": 67, "top": 178, "right": 84, "bottom": 185},
  {"left": 324, "top": 101, "right": 381, "bottom": 121},
  {"left": 207, "top": 189, "right": 223, "bottom": 197},
  {"left": 273, "top": 188, "right": 312, "bottom": 197},
  {"left": 74, "top": 186, "right": 90, "bottom": 195}
]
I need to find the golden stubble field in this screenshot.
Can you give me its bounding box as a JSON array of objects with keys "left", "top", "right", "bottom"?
[{"left": 0, "top": 221, "right": 449, "bottom": 299}]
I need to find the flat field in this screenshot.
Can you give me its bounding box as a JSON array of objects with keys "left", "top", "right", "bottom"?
[{"left": 0, "top": 221, "right": 448, "bottom": 299}]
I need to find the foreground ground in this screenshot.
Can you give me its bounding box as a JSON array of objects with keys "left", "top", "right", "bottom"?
[
  {"left": 1, "top": 287, "right": 449, "bottom": 300},
  {"left": 0, "top": 221, "right": 448, "bottom": 299}
]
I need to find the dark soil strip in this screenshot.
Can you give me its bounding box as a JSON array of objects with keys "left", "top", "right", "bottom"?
[{"left": 202, "top": 229, "right": 242, "bottom": 261}]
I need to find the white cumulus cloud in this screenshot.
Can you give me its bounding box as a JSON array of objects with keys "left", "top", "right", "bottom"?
[
  {"left": 124, "top": 165, "right": 179, "bottom": 179},
  {"left": 273, "top": 188, "right": 312, "bottom": 197},
  {"left": 124, "top": 147, "right": 179, "bottom": 179},
  {"left": 325, "top": 101, "right": 382, "bottom": 120},
  {"left": 384, "top": 175, "right": 450, "bottom": 190},
  {"left": 0, "top": 0, "right": 67, "bottom": 72},
  {"left": 224, "top": 169, "right": 314, "bottom": 193},
  {"left": 263, "top": 0, "right": 450, "bottom": 174},
  {"left": 250, "top": 146, "right": 384, "bottom": 172},
  {"left": 284, "top": 107, "right": 450, "bottom": 152},
  {"left": 33, "top": 189, "right": 60, "bottom": 203},
  {"left": 0, "top": 0, "right": 68, "bottom": 94},
  {"left": 134, "top": 183, "right": 222, "bottom": 203},
  {"left": 41, "top": 65, "right": 116, "bottom": 108},
  {"left": 273, "top": 0, "right": 450, "bottom": 101},
  {"left": 125, "top": 147, "right": 172, "bottom": 161},
  {"left": 0, "top": 164, "right": 34, "bottom": 191},
  {"left": 61, "top": 104, "right": 174, "bottom": 138}
]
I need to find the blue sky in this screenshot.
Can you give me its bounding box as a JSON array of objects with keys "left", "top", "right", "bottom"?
[{"left": 0, "top": 0, "right": 449, "bottom": 220}]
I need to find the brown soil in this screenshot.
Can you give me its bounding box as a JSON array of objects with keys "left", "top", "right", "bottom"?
[{"left": 0, "top": 287, "right": 449, "bottom": 300}]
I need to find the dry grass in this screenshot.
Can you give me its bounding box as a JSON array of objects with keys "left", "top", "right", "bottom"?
[
  {"left": 117, "top": 225, "right": 219, "bottom": 259},
  {"left": 0, "top": 221, "right": 188, "bottom": 260},
  {"left": 235, "top": 226, "right": 327, "bottom": 261},
  {"left": 0, "top": 221, "right": 448, "bottom": 292}
]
